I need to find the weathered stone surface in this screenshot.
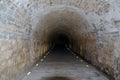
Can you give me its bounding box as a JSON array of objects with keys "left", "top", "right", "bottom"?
[{"left": 0, "top": 0, "right": 120, "bottom": 80}]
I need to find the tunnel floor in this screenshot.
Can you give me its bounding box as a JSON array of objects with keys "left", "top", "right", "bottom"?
[{"left": 22, "top": 46, "right": 109, "bottom": 80}]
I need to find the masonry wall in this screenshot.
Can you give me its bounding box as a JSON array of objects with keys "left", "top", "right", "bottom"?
[{"left": 0, "top": 0, "right": 120, "bottom": 80}]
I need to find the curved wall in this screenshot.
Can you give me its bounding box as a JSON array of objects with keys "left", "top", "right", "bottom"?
[{"left": 0, "top": 0, "right": 120, "bottom": 80}]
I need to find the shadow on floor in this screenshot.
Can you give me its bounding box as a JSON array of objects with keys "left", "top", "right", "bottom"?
[{"left": 41, "top": 76, "right": 73, "bottom": 80}]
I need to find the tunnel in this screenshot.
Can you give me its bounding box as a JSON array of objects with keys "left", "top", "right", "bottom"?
[
  {"left": 30, "top": 6, "right": 111, "bottom": 80},
  {"left": 0, "top": 0, "right": 120, "bottom": 80},
  {"left": 31, "top": 6, "right": 91, "bottom": 57}
]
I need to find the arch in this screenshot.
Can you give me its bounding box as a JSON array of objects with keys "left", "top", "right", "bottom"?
[{"left": 31, "top": 5, "right": 93, "bottom": 56}]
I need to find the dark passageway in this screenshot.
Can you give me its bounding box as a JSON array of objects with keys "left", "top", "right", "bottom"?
[
  {"left": 0, "top": 1, "right": 120, "bottom": 80},
  {"left": 22, "top": 36, "right": 109, "bottom": 80},
  {"left": 49, "top": 32, "right": 70, "bottom": 51},
  {"left": 22, "top": 7, "right": 109, "bottom": 80}
]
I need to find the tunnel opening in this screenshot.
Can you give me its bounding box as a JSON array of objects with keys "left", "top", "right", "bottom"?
[
  {"left": 32, "top": 6, "right": 88, "bottom": 58},
  {"left": 31, "top": 6, "right": 95, "bottom": 67},
  {"left": 31, "top": 6, "right": 112, "bottom": 79}
]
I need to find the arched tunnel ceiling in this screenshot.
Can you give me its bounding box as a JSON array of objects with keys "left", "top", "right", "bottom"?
[
  {"left": 0, "top": 0, "right": 120, "bottom": 80},
  {"left": 31, "top": 6, "right": 93, "bottom": 45},
  {"left": 30, "top": 6, "right": 118, "bottom": 80}
]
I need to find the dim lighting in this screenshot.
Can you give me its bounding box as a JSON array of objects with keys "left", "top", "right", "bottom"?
[
  {"left": 80, "top": 60, "right": 83, "bottom": 62},
  {"left": 76, "top": 56, "right": 79, "bottom": 58},
  {"left": 86, "top": 65, "right": 89, "bottom": 67},
  {"left": 44, "top": 56, "right": 46, "bottom": 58},
  {"left": 36, "top": 64, "right": 39, "bottom": 66},
  {"left": 41, "top": 59, "right": 43, "bottom": 61},
  {"left": 27, "top": 72, "right": 31, "bottom": 76}
]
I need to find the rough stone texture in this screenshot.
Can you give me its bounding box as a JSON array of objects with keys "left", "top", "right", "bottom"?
[{"left": 0, "top": 0, "right": 120, "bottom": 80}]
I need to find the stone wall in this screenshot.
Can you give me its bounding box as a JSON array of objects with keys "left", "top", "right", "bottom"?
[
  {"left": 0, "top": 0, "right": 48, "bottom": 80},
  {"left": 0, "top": 0, "right": 120, "bottom": 80}
]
